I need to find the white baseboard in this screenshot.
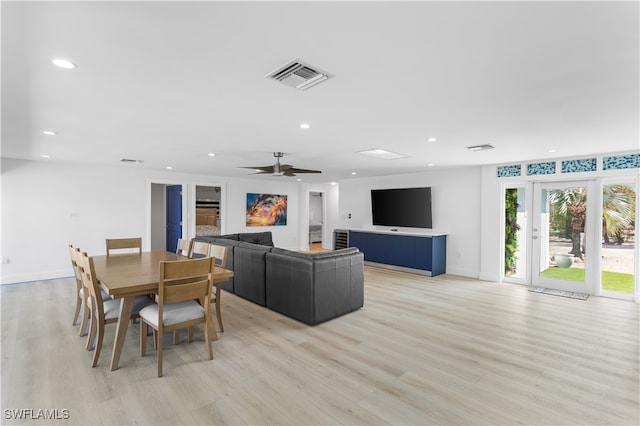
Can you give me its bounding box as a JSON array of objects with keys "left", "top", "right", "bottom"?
[{"left": 0, "top": 268, "right": 72, "bottom": 286}]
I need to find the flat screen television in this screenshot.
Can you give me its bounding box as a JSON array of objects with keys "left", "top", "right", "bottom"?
[{"left": 371, "top": 187, "right": 432, "bottom": 228}]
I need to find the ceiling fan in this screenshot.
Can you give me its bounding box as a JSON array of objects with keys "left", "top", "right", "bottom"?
[{"left": 242, "top": 152, "right": 321, "bottom": 177}]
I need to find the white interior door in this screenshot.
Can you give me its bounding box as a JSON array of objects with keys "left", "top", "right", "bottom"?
[{"left": 531, "top": 180, "right": 596, "bottom": 293}]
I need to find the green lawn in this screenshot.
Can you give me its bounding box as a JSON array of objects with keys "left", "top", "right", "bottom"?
[{"left": 540, "top": 268, "right": 635, "bottom": 294}]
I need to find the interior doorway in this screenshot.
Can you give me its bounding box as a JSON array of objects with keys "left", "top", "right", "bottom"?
[
  {"left": 150, "top": 181, "right": 184, "bottom": 251},
  {"left": 165, "top": 185, "right": 183, "bottom": 253},
  {"left": 309, "top": 192, "right": 325, "bottom": 252},
  {"left": 195, "top": 186, "right": 222, "bottom": 237}
]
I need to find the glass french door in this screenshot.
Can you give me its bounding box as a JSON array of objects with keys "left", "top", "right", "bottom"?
[
  {"left": 601, "top": 179, "right": 637, "bottom": 300},
  {"left": 531, "top": 181, "right": 594, "bottom": 293}
]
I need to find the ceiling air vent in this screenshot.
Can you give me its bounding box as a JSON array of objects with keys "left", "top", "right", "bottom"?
[
  {"left": 266, "top": 58, "right": 333, "bottom": 91},
  {"left": 120, "top": 158, "right": 143, "bottom": 164},
  {"left": 466, "top": 144, "right": 495, "bottom": 151}
]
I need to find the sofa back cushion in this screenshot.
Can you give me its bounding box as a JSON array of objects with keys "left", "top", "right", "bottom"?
[
  {"left": 233, "top": 242, "right": 273, "bottom": 306},
  {"left": 270, "top": 247, "right": 359, "bottom": 259},
  {"left": 238, "top": 232, "right": 274, "bottom": 246},
  {"left": 218, "top": 233, "right": 240, "bottom": 241},
  {"left": 266, "top": 247, "right": 364, "bottom": 325}
]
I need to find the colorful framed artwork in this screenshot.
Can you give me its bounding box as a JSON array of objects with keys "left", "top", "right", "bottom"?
[{"left": 246, "top": 193, "right": 288, "bottom": 226}]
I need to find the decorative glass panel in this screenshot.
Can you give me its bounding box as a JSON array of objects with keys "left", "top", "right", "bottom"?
[
  {"left": 497, "top": 164, "right": 521, "bottom": 178},
  {"left": 561, "top": 158, "right": 597, "bottom": 173},
  {"left": 603, "top": 154, "right": 640, "bottom": 170},
  {"left": 527, "top": 161, "right": 556, "bottom": 175}
]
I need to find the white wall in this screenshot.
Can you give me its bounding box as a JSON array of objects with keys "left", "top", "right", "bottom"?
[
  {"left": 1, "top": 158, "right": 338, "bottom": 284},
  {"left": 338, "top": 167, "right": 483, "bottom": 278}
]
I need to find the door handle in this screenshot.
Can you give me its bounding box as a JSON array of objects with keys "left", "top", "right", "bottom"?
[{"left": 532, "top": 236, "right": 538, "bottom": 240}]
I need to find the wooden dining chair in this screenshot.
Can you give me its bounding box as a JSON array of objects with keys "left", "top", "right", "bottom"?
[
  {"left": 69, "top": 245, "right": 88, "bottom": 330},
  {"left": 189, "top": 241, "right": 210, "bottom": 259},
  {"left": 71, "top": 246, "right": 114, "bottom": 337},
  {"left": 208, "top": 244, "right": 229, "bottom": 333},
  {"left": 139, "top": 257, "right": 215, "bottom": 377},
  {"left": 176, "top": 238, "right": 192, "bottom": 257},
  {"left": 105, "top": 237, "right": 142, "bottom": 256},
  {"left": 78, "top": 252, "right": 154, "bottom": 367}
]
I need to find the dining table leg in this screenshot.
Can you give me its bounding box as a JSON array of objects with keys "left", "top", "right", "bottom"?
[{"left": 110, "top": 296, "right": 135, "bottom": 371}]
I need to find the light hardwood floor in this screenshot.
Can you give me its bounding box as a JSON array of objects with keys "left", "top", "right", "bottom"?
[{"left": 1, "top": 267, "right": 638, "bottom": 425}]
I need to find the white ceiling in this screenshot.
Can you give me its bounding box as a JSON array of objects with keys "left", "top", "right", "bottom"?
[{"left": 2, "top": 1, "right": 638, "bottom": 184}]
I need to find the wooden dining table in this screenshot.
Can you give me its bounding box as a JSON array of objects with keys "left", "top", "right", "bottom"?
[{"left": 92, "top": 250, "right": 234, "bottom": 371}]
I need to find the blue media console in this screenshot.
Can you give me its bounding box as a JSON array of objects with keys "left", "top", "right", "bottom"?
[{"left": 348, "top": 229, "right": 447, "bottom": 276}]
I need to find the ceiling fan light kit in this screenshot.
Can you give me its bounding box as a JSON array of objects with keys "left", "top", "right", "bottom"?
[{"left": 242, "top": 152, "right": 321, "bottom": 177}]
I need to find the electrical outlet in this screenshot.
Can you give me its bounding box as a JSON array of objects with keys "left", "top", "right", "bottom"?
[{"left": 456, "top": 251, "right": 462, "bottom": 259}]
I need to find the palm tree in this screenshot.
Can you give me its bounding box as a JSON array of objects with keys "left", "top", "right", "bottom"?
[
  {"left": 602, "top": 184, "right": 635, "bottom": 244},
  {"left": 549, "top": 185, "right": 635, "bottom": 259},
  {"left": 549, "top": 188, "right": 586, "bottom": 259}
]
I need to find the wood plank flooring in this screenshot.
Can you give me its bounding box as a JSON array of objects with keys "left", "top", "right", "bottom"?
[{"left": 1, "top": 267, "right": 638, "bottom": 425}]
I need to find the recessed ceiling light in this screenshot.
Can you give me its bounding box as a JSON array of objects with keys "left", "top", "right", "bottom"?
[
  {"left": 300, "top": 123, "right": 311, "bottom": 129},
  {"left": 330, "top": 182, "right": 337, "bottom": 186},
  {"left": 547, "top": 149, "right": 557, "bottom": 153},
  {"left": 40, "top": 154, "right": 50, "bottom": 158},
  {"left": 297, "top": 178, "right": 302, "bottom": 182},
  {"left": 52, "top": 58, "right": 77, "bottom": 69},
  {"left": 427, "top": 137, "right": 437, "bottom": 143},
  {"left": 208, "top": 153, "right": 216, "bottom": 157},
  {"left": 351, "top": 172, "right": 357, "bottom": 175},
  {"left": 166, "top": 166, "right": 173, "bottom": 170},
  {"left": 42, "top": 130, "right": 56, "bottom": 136},
  {"left": 427, "top": 163, "right": 435, "bottom": 167}
]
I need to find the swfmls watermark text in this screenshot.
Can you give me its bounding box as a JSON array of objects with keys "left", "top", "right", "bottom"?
[{"left": 4, "top": 408, "right": 70, "bottom": 421}]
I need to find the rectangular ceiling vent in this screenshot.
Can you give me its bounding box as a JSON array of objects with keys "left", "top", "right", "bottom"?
[
  {"left": 266, "top": 58, "right": 333, "bottom": 91},
  {"left": 120, "top": 158, "right": 143, "bottom": 164},
  {"left": 466, "top": 144, "right": 495, "bottom": 152}
]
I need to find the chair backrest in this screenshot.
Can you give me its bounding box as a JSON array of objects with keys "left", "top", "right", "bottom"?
[
  {"left": 77, "top": 252, "right": 106, "bottom": 320},
  {"left": 106, "top": 237, "right": 142, "bottom": 255},
  {"left": 176, "top": 238, "right": 192, "bottom": 257},
  {"left": 190, "top": 241, "right": 210, "bottom": 259},
  {"left": 208, "top": 244, "right": 228, "bottom": 268},
  {"left": 68, "top": 245, "right": 83, "bottom": 292},
  {"left": 159, "top": 257, "right": 214, "bottom": 307}
]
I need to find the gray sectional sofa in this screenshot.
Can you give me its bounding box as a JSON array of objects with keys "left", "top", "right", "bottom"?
[{"left": 193, "top": 232, "right": 364, "bottom": 325}]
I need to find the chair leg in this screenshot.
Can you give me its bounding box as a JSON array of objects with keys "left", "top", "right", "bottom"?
[
  {"left": 173, "top": 329, "right": 180, "bottom": 345},
  {"left": 140, "top": 320, "right": 147, "bottom": 356},
  {"left": 188, "top": 327, "right": 193, "bottom": 343},
  {"left": 91, "top": 322, "right": 105, "bottom": 367},
  {"left": 86, "top": 314, "right": 97, "bottom": 351},
  {"left": 157, "top": 329, "right": 163, "bottom": 377},
  {"left": 79, "top": 301, "right": 90, "bottom": 337},
  {"left": 204, "top": 319, "right": 213, "bottom": 360},
  {"left": 73, "top": 295, "right": 82, "bottom": 326},
  {"left": 215, "top": 299, "right": 224, "bottom": 333}
]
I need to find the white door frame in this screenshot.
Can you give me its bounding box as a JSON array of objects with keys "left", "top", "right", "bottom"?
[{"left": 531, "top": 179, "right": 599, "bottom": 294}]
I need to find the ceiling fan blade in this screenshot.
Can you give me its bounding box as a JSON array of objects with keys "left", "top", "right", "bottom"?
[
  {"left": 241, "top": 154, "right": 321, "bottom": 177},
  {"left": 240, "top": 166, "right": 274, "bottom": 173},
  {"left": 288, "top": 168, "right": 321, "bottom": 174}
]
